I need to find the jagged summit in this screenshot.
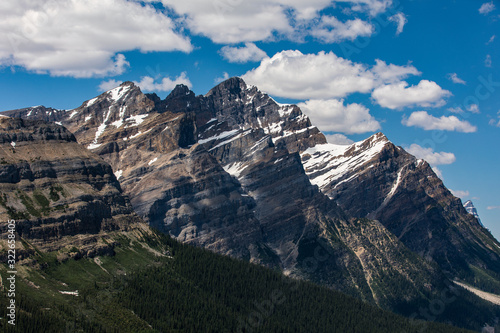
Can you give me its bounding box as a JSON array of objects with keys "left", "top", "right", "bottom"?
[
  {"left": 167, "top": 84, "right": 194, "bottom": 98},
  {"left": 206, "top": 76, "right": 246, "bottom": 97},
  {"left": 464, "top": 200, "right": 484, "bottom": 227}
]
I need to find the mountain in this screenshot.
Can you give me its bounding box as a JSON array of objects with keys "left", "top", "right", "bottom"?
[
  {"left": 301, "top": 131, "right": 500, "bottom": 293},
  {"left": 464, "top": 200, "right": 484, "bottom": 227},
  {"left": 3, "top": 77, "right": 500, "bottom": 329},
  {"left": 0, "top": 116, "right": 476, "bottom": 333}
]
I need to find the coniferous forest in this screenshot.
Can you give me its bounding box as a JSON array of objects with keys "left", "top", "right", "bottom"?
[{"left": 0, "top": 231, "right": 482, "bottom": 332}]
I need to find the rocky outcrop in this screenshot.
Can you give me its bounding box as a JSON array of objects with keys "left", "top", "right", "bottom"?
[{"left": 0, "top": 117, "right": 144, "bottom": 254}]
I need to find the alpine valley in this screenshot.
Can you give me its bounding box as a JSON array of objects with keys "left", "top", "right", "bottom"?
[{"left": 1, "top": 78, "right": 499, "bottom": 332}]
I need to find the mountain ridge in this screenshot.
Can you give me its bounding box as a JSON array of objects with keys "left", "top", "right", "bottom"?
[{"left": 3, "top": 77, "right": 500, "bottom": 326}]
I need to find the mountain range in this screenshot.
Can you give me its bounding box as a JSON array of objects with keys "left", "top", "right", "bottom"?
[{"left": 1, "top": 77, "right": 500, "bottom": 331}]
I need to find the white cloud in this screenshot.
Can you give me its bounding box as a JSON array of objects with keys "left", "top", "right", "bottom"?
[
  {"left": 243, "top": 50, "right": 421, "bottom": 100},
  {"left": 324, "top": 133, "right": 354, "bottom": 145},
  {"left": 451, "top": 189, "right": 470, "bottom": 199},
  {"left": 311, "top": 16, "right": 374, "bottom": 43},
  {"left": 0, "top": 0, "right": 192, "bottom": 78},
  {"left": 372, "top": 80, "right": 452, "bottom": 109},
  {"left": 298, "top": 99, "right": 381, "bottom": 134},
  {"left": 489, "top": 111, "right": 500, "bottom": 127},
  {"left": 134, "top": 72, "right": 192, "bottom": 92},
  {"left": 448, "top": 104, "right": 479, "bottom": 114},
  {"left": 447, "top": 73, "right": 466, "bottom": 85},
  {"left": 466, "top": 104, "right": 480, "bottom": 113},
  {"left": 402, "top": 111, "right": 477, "bottom": 133},
  {"left": 219, "top": 43, "right": 268, "bottom": 63},
  {"left": 334, "top": 0, "right": 393, "bottom": 16},
  {"left": 487, "top": 35, "right": 496, "bottom": 44},
  {"left": 243, "top": 50, "right": 374, "bottom": 99},
  {"left": 215, "top": 72, "right": 230, "bottom": 84},
  {"left": 432, "top": 167, "right": 443, "bottom": 180},
  {"left": 447, "top": 107, "right": 464, "bottom": 114},
  {"left": 487, "top": 206, "right": 500, "bottom": 210},
  {"left": 155, "top": 0, "right": 394, "bottom": 44},
  {"left": 99, "top": 79, "right": 123, "bottom": 92},
  {"left": 485, "top": 54, "right": 492, "bottom": 67},
  {"left": 158, "top": 0, "right": 294, "bottom": 44},
  {"left": 371, "top": 59, "right": 421, "bottom": 83},
  {"left": 489, "top": 119, "right": 500, "bottom": 127},
  {"left": 405, "top": 144, "right": 456, "bottom": 165},
  {"left": 479, "top": 2, "right": 496, "bottom": 15},
  {"left": 389, "top": 12, "right": 407, "bottom": 35}
]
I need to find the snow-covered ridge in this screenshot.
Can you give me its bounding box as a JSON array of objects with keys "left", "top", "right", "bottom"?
[
  {"left": 108, "top": 85, "right": 131, "bottom": 102},
  {"left": 464, "top": 200, "right": 484, "bottom": 227},
  {"left": 301, "top": 133, "right": 389, "bottom": 191}
]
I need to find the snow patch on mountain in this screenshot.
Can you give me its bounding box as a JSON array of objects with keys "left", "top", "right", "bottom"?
[
  {"left": 108, "top": 85, "right": 131, "bottom": 102},
  {"left": 301, "top": 134, "right": 389, "bottom": 191},
  {"left": 464, "top": 200, "right": 484, "bottom": 227}
]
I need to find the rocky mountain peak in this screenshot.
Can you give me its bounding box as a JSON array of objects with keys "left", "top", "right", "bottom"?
[
  {"left": 167, "top": 84, "right": 194, "bottom": 99},
  {"left": 463, "top": 200, "right": 483, "bottom": 226},
  {"left": 206, "top": 76, "right": 246, "bottom": 98}
]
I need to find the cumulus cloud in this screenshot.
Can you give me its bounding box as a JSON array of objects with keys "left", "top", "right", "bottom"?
[
  {"left": 311, "top": 16, "right": 374, "bottom": 43},
  {"left": 402, "top": 111, "right": 477, "bottom": 133},
  {"left": 389, "top": 12, "right": 407, "bottom": 35},
  {"left": 479, "top": 2, "right": 496, "bottom": 15},
  {"left": 98, "top": 79, "right": 123, "bottom": 92},
  {"left": 219, "top": 43, "right": 268, "bottom": 63},
  {"left": 243, "top": 50, "right": 421, "bottom": 100},
  {"left": 298, "top": 99, "right": 381, "bottom": 134},
  {"left": 155, "top": 0, "right": 393, "bottom": 44},
  {"left": 243, "top": 50, "right": 374, "bottom": 99},
  {"left": 0, "top": 0, "right": 192, "bottom": 78},
  {"left": 450, "top": 190, "right": 470, "bottom": 199},
  {"left": 405, "top": 144, "right": 456, "bottom": 165},
  {"left": 134, "top": 72, "right": 192, "bottom": 92},
  {"left": 372, "top": 80, "right": 452, "bottom": 109},
  {"left": 157, "top": 0, "right": 293, "bottom": 43},
  {"left": 447, "top": 73, "right": 466, "bottom": 85},
  {"left": 371, "top": 59, "right": 421, "bottom": 83},
  {"left": 324, "top": 133, "right": 355, "bottom": 145}
]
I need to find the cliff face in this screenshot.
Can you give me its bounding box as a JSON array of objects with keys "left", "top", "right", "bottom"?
[{"left": 0, "top": 117, "right": 144, "bottom": 255}]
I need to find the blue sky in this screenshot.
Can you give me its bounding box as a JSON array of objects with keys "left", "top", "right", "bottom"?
[{"left": 1, "top": 0, "right": 499, "bottom": 238}]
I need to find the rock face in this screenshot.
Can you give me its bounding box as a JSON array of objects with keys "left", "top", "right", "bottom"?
[
  {"left": 302, "top": 132, "right": 500, "bottom": 289},
  {"left": 3, "top": 77, "right": 500, "bottom": 314},
  {"left": 0, "top": 117, "right": 144, "bottom": 254}
]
